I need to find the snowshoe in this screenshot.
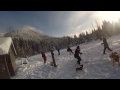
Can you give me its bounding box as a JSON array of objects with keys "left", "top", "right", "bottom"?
[{"left": 76, "top": 64, "right": 83, "bottom": 71}]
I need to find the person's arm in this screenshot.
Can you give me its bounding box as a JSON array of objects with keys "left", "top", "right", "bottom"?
[
  {"left": 78, "top": 50, "right": 82, "bottom": 54},
  {"left": 80, "top": 52, "right": 82, "bottom": 54},
  {"left": 101, "top": 38, "right": 105, "bottom": 45}
]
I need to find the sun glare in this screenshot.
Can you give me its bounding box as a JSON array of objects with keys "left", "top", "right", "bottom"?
[{"left": 99, "top": 11, "right": 120, "bottom": 22}]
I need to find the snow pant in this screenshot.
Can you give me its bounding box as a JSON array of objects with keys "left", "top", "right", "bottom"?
[
  {"left": 52, "top": 56, "right": 57, "bottom": 67},
  {"left": 75, "top": 56, "right": 81, "bottom": 64},
  {"left": 58, "top": 50, "right": 60, "bottom": 55},
  {"left": 103, "top": 46, "right": 112, "bottom": 54},
  {"left": 43, "top": 56, "right": 47, "bottom": 64}
]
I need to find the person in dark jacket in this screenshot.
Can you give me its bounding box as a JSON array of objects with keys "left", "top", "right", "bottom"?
[
  {"left": 67, "top": 46, "right": 74, "bottom": 54},
  {"left": 101, "top": 37, "right": 112, "bottom": 55},
  {"left": 74, "top": 46, "right": 82, "bottom": 64},
  {"left": 56, "top": 46, "right": 60, "bottom": 55},
  {"left": 58, "top": 48, "right": 60, "bottom": 55},
  {"left": 40, "top": 51, "right": 47, "bottom": 64},
  {"left": 50, "top": 50, "right": 57, "bottom": 67}
]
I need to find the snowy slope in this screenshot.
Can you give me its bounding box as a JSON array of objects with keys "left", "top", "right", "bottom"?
[{"left": 12, "top": 34, "right": 120, "bottom": 79}]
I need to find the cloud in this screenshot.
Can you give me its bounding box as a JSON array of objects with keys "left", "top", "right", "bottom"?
[{"left": 20, "top": 25, "right": 45, "bottom": 34}]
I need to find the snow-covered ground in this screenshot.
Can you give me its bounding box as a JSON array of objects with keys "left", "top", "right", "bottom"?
[{"left": 12, "top": 34, "right": 120, "bottom": 79}]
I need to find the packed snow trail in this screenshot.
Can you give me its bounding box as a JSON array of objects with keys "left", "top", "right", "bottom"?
[{"left": 12, "top": 34, "right": 120, "bottom": 79}]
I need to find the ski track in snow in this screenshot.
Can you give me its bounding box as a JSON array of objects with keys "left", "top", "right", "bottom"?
[{"left": 12, "top": 34, "right": 120, "bottom": 79}]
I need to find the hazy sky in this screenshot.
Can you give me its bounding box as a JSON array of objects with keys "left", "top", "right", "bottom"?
[{"left": 0, "top": 11, "right": 120, "bottom": 37}]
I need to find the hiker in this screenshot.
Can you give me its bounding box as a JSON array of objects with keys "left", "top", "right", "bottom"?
[
  {"left": 67, "top": 46, "right": 74, "bottom": 55},
  {"left": 50, "top": 50, "right": 57, "bottom": 67},
  {"left": 40, "top": 51, "right": 47, "bottom": 64},
  {"left": 74, "top": 46, "right": 82, "bottom": 64},
  {"left": 56, "top": 46, "right": 60, "bottom": 55},
  {"left": 101, "top": 36, "right": 112, "bottom": 55}
]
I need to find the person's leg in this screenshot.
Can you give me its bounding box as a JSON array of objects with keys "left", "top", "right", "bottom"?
[
  {"left": 107, "top": 47, "right": 112, "bottom": 51},
  {"left": 72, "top": 51, "right": 74, "bottom": 54},
  {"left": 52, "top": 56, "right": 57, "bottom": 67},
  {"left": 70, "top": 51, "right": 73, "bottom": 54},
  {"left": 57, "top": 50, "right": 59, "bottom": 55},
  {"left": 77, "top": 56, "right": 81, "bottom": 64},
  {"left": 58, "top": 50, "right": 60, "bottom": 55},
  {"left": 103, "top": 47, "right": 106, "bottom": 55},
  {"left": 43, "top": 58, "right": 46, "bottom": 64}
]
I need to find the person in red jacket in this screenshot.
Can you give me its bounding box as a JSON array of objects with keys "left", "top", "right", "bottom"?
[{"left": 40, "top": 51, "right": 47, "bottom": 64}]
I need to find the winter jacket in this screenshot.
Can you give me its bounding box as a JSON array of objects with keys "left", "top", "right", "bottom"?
[
  {"left": 74, "top": 49, "right": 82, "bottom": 58},
  {"left": 56, "top": 47, "right": 60, "bottom": 50},
  {"left": 101, "top": 37, "right": 108, "bottom": 47},
  {"left": 41, "top": 52, "right": 47, "bottom": 60}
]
